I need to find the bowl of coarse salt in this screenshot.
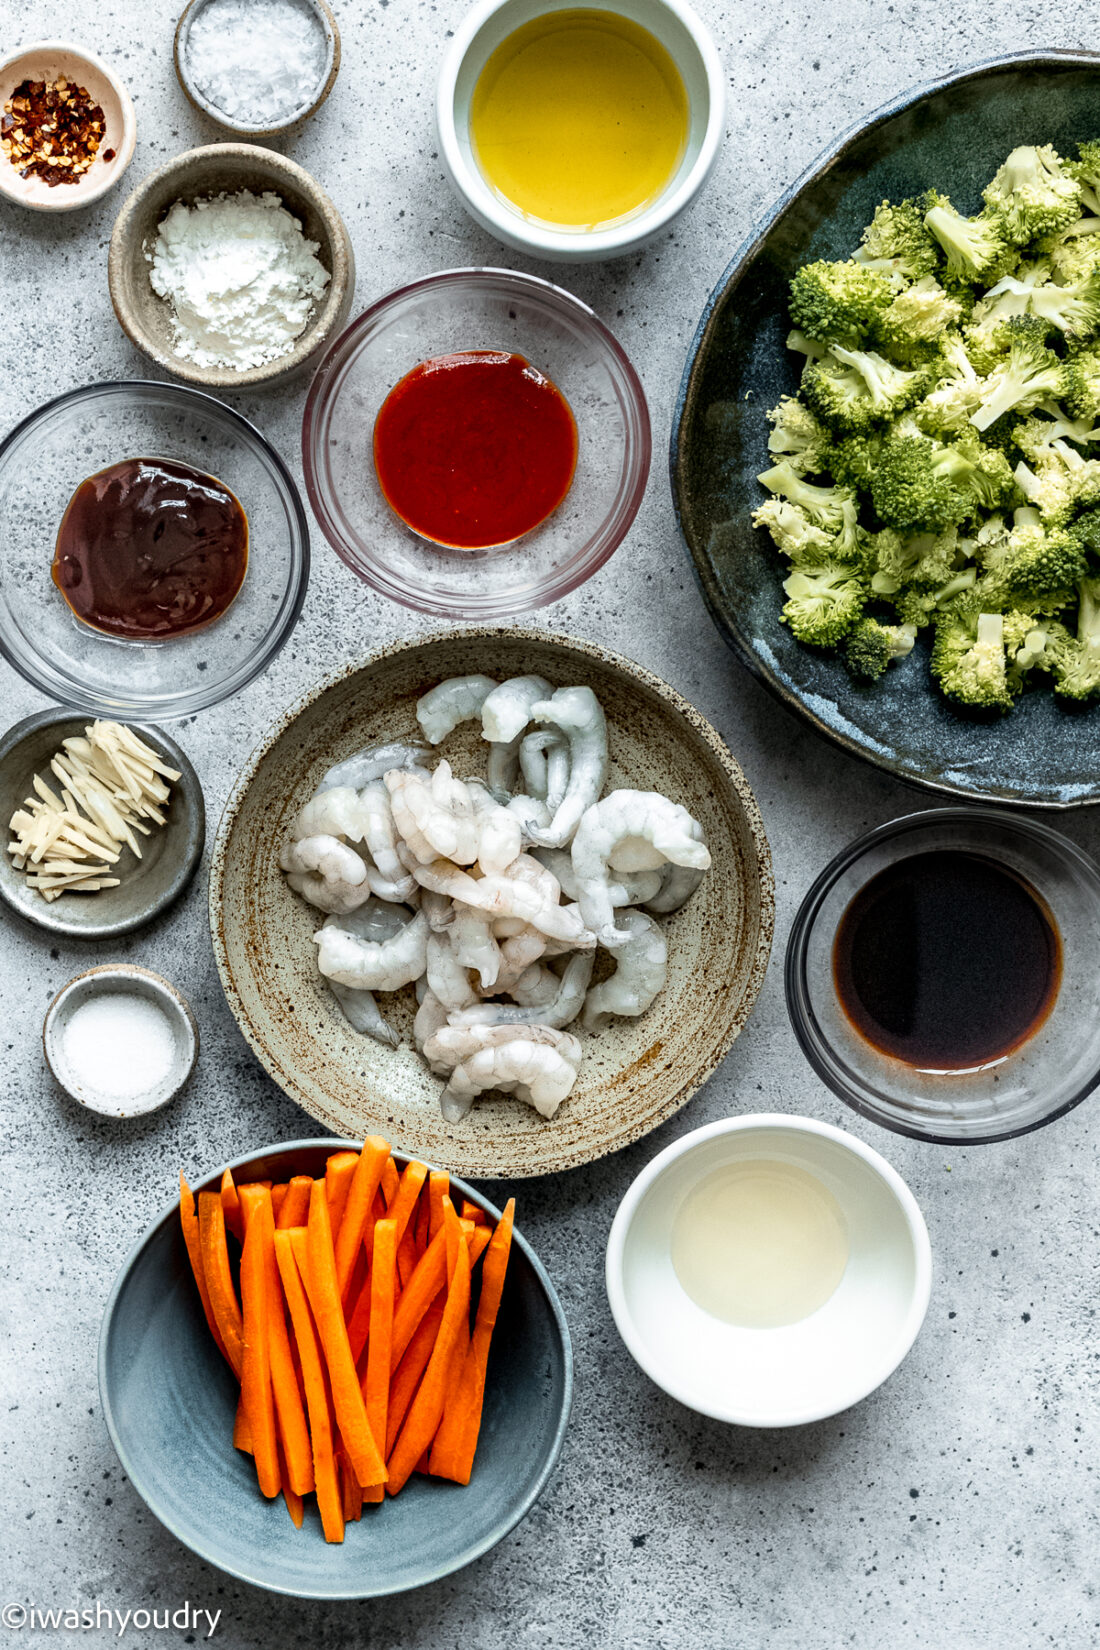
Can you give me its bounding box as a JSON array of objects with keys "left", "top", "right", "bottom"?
[
  {"left": 174, "top": 0, "right": 340, "bottom": 137},
  {"left": 108, "top": 143, "right": 354, "bottom": 391},
  {"left": 43, "top": 965, "right": 199, "bottom": 1118}
]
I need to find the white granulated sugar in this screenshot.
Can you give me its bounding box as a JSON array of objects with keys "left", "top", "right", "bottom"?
[
  {"left": 62, "top": 993, "right": 177, "bottom": 1101},
  {"left": 148, "top": 190, "right": 331, "bottom": 370},
  {"left": 185, "top": 0, "right": 328, "bottom": 126}
]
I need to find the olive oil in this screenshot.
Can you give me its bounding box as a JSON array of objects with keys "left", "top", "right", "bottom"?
[{"left": 470, "top": 9, "right": 689, "bottom": 230}]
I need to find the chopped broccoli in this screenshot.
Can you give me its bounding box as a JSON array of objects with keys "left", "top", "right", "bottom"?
[
  {"left": 982, "top": 145, "right": 1082, "bottom": 244},
  {"left": 803, "top": 344, "right": 929, "bottom": 431},
  {"left": 892, "top": 568, "right": 979, "bottom": 629},
  {"left": 915, "top": 334, "right": 984, "bottom": 434},
  {"left": 781, "top": 564, "right": 866, "bottom": 645},
  {"left": 752, "top": 497, "right": 835, "bottom": 563},
  {"left": 788, "top": 259, "right": 897, "bottom": 347},
  {"left": 1014, "top": 438, "right": 1100, "bottom": 523},
  {"left": 1063, "top": 346, "right": 1100, "bottom": 421},
  {"left": 993, "top": 517, "right": 1088, "bottom": 596},
  {"left": 844, "top": 616, "right": 919, "bottom": 678},
  {"left": 765, "top": 396, "right": 832, "bottom": 474},
  {"left": 874, "top": 277, "right": 964, "bottom": 361},
  {"left": 923, "top": 196, "right": 1011, "bottom": 285},
  {"left": 868, "top": 429, "right": 1015, "bottom": 530},
  {"left": 1047, "top": 578, "right": 1100, "bottom": 699},
  {"left": 853, "top": 197, "right": 942, "bottom": 280},
  {"left": 1033, "top": 218, "right": 1100, "bottom": 285},
  {"left": 756, "top": 459, "right": 861, "bottom": 557},
  {"left": 974, "top": 264, "right": 1100, "bottom": 340},
  {"left": 870, "top": 525, "right": 962, "bottom": 592},
  {"left": 930, "top": 610, "right": 1014, "bottom": 708},
  {"left": 969, "top": 320, "right": 1065, "bottom": 432}
]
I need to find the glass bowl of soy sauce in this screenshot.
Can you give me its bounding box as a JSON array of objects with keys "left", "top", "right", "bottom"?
[{"left": 785, "top": 809, "right": 1100, "bottom": 1144}]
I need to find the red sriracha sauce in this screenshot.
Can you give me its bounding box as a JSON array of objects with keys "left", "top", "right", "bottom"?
[{"left": 372, "top": 350, "right": 578, "bottom": 550}]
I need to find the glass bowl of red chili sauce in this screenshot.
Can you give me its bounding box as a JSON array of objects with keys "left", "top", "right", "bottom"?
[{"left": 301, "top": 268, "right": 651, "bottom": 618}]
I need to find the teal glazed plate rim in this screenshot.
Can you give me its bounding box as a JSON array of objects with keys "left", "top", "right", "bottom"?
[
  {"left": 671, "top": 50, "right": 1100, "bottom": 811},
  {"left": 98, "top": 1139, "right": 573, "bottom": 1599}
]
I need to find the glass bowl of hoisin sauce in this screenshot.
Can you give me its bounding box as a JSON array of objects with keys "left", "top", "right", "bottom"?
[{"left": 785, "top": 809, "right": 1100, "bottom": 1144}]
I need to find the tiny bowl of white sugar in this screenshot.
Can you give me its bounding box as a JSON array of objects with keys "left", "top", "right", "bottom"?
[
  {"left": 43, "top": 965, "right": 199, "bottom": 1119},
  {"left": 174, "top": 0, "right": 339, "bottom": 137},
  {"left": 108, "top": 142, "right": 354, "bottom": 391}
]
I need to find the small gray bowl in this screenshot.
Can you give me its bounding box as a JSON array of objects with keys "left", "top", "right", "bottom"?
[
  {"left": 99, "top": 1140, "right": 572, "bottom": 1596},
  {"left": 174, "top": 0, "right": 340, "bottom": 137},
  {"left": 0, "top": 711, "right": 204, "bottom": 939},
  {"left": 108, "top": 143, "right": 355, "bottom": 391},
  {"left": 44, "top": 964, "right": 199, "bottom": 1117}
]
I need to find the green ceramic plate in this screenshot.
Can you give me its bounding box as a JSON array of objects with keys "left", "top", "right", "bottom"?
[
  {"left": 99, "top": 1141, "right": 571, "bottom": 1598},
  {"left": 672, "top": 51, "right": 1100, "bottom": 809}
]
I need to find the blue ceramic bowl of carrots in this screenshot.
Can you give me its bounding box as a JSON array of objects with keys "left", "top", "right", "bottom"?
[{"left": 98, "top": 1137, "right": 572, "bottom": 1597}]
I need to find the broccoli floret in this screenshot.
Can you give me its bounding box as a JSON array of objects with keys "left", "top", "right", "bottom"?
[
  {"left": 982, "top": 145, "right": 1082, "bottom": 245},
  {"left": 781, "top": 564, "right": 867, "bottom": 645},
  {"left": 752, "top": 496, "right": 835, "bottom": 563},
  {"left": 829, "top": 432, "right": 884, "bottom": 488},
  {"left": 788, "top": 259, "right": 897, "bottom": 347},
  {"left": 765, "top": 396, "right": 832, "bottom": 474},
  {"left": 923, "top": 196, "right": 1012, "bottom": 285},
  {"left": 930, "top": 610, "right": 1014, "bottom": 708},
  {"left": 787, "top": 329, "right": 827, "bottom": 360},
  {"left": 1004, "top": 610, "right": 1060, "bottom": 691},
  {"left": 1012, "top": 406, "right": 1100, "bottom": 458},
  {"left": 1063, "top": 346, "right": 1100, "bottom": 421},
  {"left": 870, "top": 524, "right": 963, "bottom": 593},
  {"left": 975, "top": 263, "right": 1100, "bottom": 340},
  {"left": 853, "top": 197, "right": 942, "bottom": 281},
  {"left": 844, "top": 616, "right": 919, "bottom": 678},
  {"left": 991, "top": 517, "right": 1088, "bottom": 597},
  {"left": 1071, "top": 506, "right": 1100, "bottom": 558},
  {"left": 756, "top": 459, "right": 861, "bottom": 556},
  {"left": 1014, "top": 437, "right": 1100, "bottom": 523},
  {"left": 892, "top": 568, "right": 979, "bottom": 629},
  {"left": 1068, "top": 140, "right": 1100, "bottom": 206},
  {"left": 873, "top": 277, "right": 964, "bottom": 362},
  {"left": 969, "top": 320, "right": 1065, "bottom": 432},
  {"left": 868, "top": 428, "right": 1015, "bottom": 530},
  {"left": 1033, "top": 218, "right": 1100, "bottom": 284},
  {"left": 1047, "top": 577, "right": 1100, "bottom": 699},
  {"left": 803, "top": 344, "right": 930, "bottom": 432},
  {"left": 915, "top": 334, "right": 984, "bottom": 435}
]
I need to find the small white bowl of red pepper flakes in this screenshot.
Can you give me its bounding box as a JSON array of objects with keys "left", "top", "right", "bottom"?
[{"left": 0, "top": 41, "right": 136, "bottom": 212}]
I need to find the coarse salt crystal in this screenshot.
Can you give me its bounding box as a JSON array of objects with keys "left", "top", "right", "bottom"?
[{"left": 185, "top": 0, "right": 328, "bottom": 127}]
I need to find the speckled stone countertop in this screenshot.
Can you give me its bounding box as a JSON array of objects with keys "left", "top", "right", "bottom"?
[{"left": 2, "top": 4, "right": 1099, "bottom": 1647}]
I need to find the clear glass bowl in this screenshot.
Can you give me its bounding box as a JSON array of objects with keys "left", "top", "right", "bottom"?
[
  {"left": 301, "top": 268, "right": 651, "bottom": 618},
  {"left": 785, "top": 808, "right": 1100, "bottom": 1145},
  {"left": 0, "top": 382, "right": 309, "bottom": 718}
]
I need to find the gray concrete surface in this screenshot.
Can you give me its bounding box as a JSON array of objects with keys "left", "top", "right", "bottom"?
[{"left": 2, "top": 3, "right": 1099, "bottom": 1647}]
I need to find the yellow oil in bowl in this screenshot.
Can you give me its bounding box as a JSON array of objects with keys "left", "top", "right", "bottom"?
[{"left": 470, "top": 8, "right": 689, "bottom": 231}]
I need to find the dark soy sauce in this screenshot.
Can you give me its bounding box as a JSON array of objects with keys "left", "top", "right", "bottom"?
[{"left": 833, "top": 850, "right": 1062, "bottom": 1070}]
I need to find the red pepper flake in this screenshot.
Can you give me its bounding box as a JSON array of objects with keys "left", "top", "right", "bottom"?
[{"left": 1, "top": 76, "right": 106, "bottom": 186}]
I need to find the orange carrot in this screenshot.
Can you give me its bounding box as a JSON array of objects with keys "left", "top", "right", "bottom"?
[
  {"left": 389, "top": 1160, "right": 430, "bottom": 1247},
  {"left": 277, "top": 1175, "right": 313, "bottom": 1231},
  {"left": 334, "top": 1137, "right": 390, "bottom": 1298},
  {"left": 276, "top": 1230, "right": 344, "bottom": 1544},
  {"left": 271, "top": 1183, "right": 288, "bottom": 1221},
  {"left": 197, "top": 1190, "right": 243, "bottom": 1377},
  {"left": 413, "top": 1193, "right": 431, "bottom": 1257},
  {"left": 461, "top": 1199, "right": 486, "bottom": 1226},
  {"left": 390, "top": 1225, "right": 447, "bottom": 1369},
  {"left": 361, "top": 1219, "right": 396, "bottom": 1505},
  {"left": 470, "top": 1225, "right": 492, "bottom": 1268},
  {"left": 233, "top": 1396, "right": 252, "bottom": 1455},
  {"left": 245, "top": 1187, "right": 313, "bottom": 1497},
  {"left": 325, "top": 1150, "right": 360, "bottom": 1236},
  {"left": 303, "top": 1181, "right": 387, "bottom": 1490},
  {"left": 442, "top": 1196, "right": 462, "bottom": 1282},
  {"left": 220, "top": 1169, "right": 244, "bottom": 1244},
  {"left": 339, "top": 1450, "right": 363, "bottom": 1521},
  {"left": 179, "top": 1175, "right": 228, "bottom": 1362},
  {"left": 430, "top": 1199, "right": 515, "bottom": 1485},
  {"left": 380, "top": 1156, "right": 400, "bottom": 1206},
  {"left": 428, "top": 1169, "right": 449, "bottom": 1238},
  {"left": 239, "top": 1196, "right": 280, "bottom": 1499},
  {"left": 387, "top": 1235, "right": 471, "bottom": 1495},
  {"left": 385, "top": 1298, "right": 444, "bottom": 1456},
  {"left": 277, "top": 1444, "right": 304, "bottom": 1528},
  {"left": 346, "top": 1268, "right": 374, "bottom": 1367},
  {"left": 396, "top": 1226, "right": 419, "bottom": 1290}
]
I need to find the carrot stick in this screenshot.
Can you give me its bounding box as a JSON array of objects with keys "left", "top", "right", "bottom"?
[
  {"left": 387, "top": 1235, "right": 471, "bottom": 1495},
  {"left": 442, "top": 1196, "right": 462, "bottom": 1283},
  {"left": 303, "top": 1181, "right": 387, "bottom": 1490},
  {"left": 430, "top": 1198, "right": 515, "bottom": 1485},
  {"left": 461, "top": 1199, "right": 486, "bottom": 1226},
  {"left": 179, "top": 1175, "right": 228, "bottom": 1362},
  {"left": 276, "top": 1230, "right": 344, "bottom": 1544},
  {"left": 384, "top": 1298, "right": 441, "bottom": 1453},
  {"left": 244, "top": 1188, "right": 314, "bottom": 1497},
  {"left": 413, "top": 1194, "right": 431, "bottom": 1257},
  {"left": 325, "top": 1150, "right": 360, "bottom": 1236},
  {"left": 428, "top": 1169, "right": 449, "bottom": 1239},
  {"left": 220, "top": 1169, "right": 244, "bottom": 1244},
  {"left": 198, "top": 1190, "right": 243, "bottom": 1377},
  {"left": 271, "top": 1184, "right": 288, "bottom": 1222},
  {"left": 390, "top": 1225, "right": 447, "bottom": 1369},
  {"left": 396, "top": 1226, "right": 419, "bottom": 1290},
  {"left": 277, "top": 1444, "right": 304, "bottom": 1528},
  {"left": 361, "top": 1219, "right": 396, "bottom": 1505},
  {"left": 239, "top": 1196, "right": 280, "bottom": 1499},
  {"left": 470, "top": 1225, "right": 492, "bottom": 1268},
  {"left": 277, "top": 1175, "right": 313, "bottom": 1230},
  {"left": 233, "top": 1396, "right": 252, "bottom": 1454},
  {"left": 380, "top": 1156, "right": 400, "bottom": 1207},
  {"left": 338, "top": 1447, "right": 363, "bottom": 1521},
  {"left": 389, "top": 1160, "right": 430, "bottom": 1247},
  {"left": 346, "top": 1268, "right": 374, "bottom": 1367},
  {"left": 334, "top": 1137, "right": 390, "bottom": 1298}
]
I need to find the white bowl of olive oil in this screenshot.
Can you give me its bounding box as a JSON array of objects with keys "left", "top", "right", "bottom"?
[
  {"left": 437, "top": 0, "right": 725, "bottom": 261},
  {"left": 606, "top": 1115, "right": 931, "bottom": 1426}
]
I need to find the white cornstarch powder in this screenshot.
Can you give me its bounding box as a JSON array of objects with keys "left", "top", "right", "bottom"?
[
  {"left": 62, "top": 993, "right": 177, "bottom": 1101},
  {"left": 148, "top": 190, "right": 331, "bottom": 370},
  {"left": 185, "top": 0, "right": 328, "bottom": 127}
]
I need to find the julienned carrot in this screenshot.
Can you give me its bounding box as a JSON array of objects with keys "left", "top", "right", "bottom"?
[
  {"left": 396, "top": 1226, "right": 419, "bottom": 1290},
  {"left": 220, "top": 1169, "right": 244, "bottom": 1244},
  {"left": 470, "top": 1225, "right": 492, "bottom": 1269},
  {"left": 361, "top": 1219, "right": 396, "bottom": 1506},
  {"left": 197, "top": 1190, "right": 243, "bottom": 1377},
  {"left": 339, "top": 1451, "right": 363, "bottom": 1521},
  {"left": 278, "top": 1444, "right": 304, "bottom": 1528},
  {"left": 233, "top": 1397, "right": 252, "bottom": 1455},
  {"left": 390, "top": 1224, "right": 447, "bottom": 1369},
  {"left": 325, "top": 1151, "right": 359, "bottom": 1236},
  {"left": 345, "top": 1269, "right": 374, "bottom": 1367},
  {"left": 334, "top": 1137, "right": 390, "bottom": 1297},
  {"left": 428, "top": 1170, "right": 449, "bottom": 1239},
  {"left": 239, "top": 1197, "right": 280, "bottom": 1499},
  {"left": 380, "top": 1156, "right": 400, "bottom": 1206},
  {"left": 240, "top": 1186, "right": 314, "bottom": 1497},
  {"left": 179, "top": 1175, "right": 228, "bottom": 1362},
  {"left": 430, "top": 1199, "right": 515, "bottom": 1485},
  {"left": 276, "top": 1230, "right": 344, "bottom": 1544},
  {"left": 303, "top": 1182, "right": 387, "bottom": 1490},
  {"left": 271, "top": 1184, "right": 288, "bottom": 1221},
  {"left": 386, "top": 1299, "right": 444, "bottom": 1456},
  {"left": 442, "top": 1196, "right": 462, "bottom": 1283},
  {"left": 461, "top": 1200, "right": 486, "bottom": 1226},
  {"left": 413, "top": 1194, "right": 431, "bottom": 1257},
  {"left": 386, "top": 1235, "right": 471, "bottom": 1495},
  {"left": 277, "top": 1175, "right": 313, "bottom": 1231}
]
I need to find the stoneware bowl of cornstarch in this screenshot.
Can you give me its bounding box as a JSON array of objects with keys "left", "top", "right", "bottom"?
[
  {"left": 43, "top": 965, "right": 199, "bottom": 1119},
  {"left": 108, "top": 143, "right": 354, "bottom": 392},
  {"left": 173, "top": 0, "right": 340, "bottom": 138}
]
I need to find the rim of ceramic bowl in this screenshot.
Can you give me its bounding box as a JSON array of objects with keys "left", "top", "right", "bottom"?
[
  {"left": 670, "top": 47, "right": 1100, "bottom": 811},
  {"left": 605, "top": 1113, "right": 932, "bottom": 1427},
  {"left": 435, "top": 0, "right": 726, "bottom": 258},
  {"left": 301, "top": 269, "right": 652, "bottom": 618},
  {"left": 173, "top": 0, "right": 341, "bottom": 136},
  {"left": 0, "top": 379, "right": 310, "bottom": 717},
  {"left": 0, "top": 40, "right": 137, "bottom": 212},
  {"left": 784, "top": 806, "right": 1100, "bottom": 1145},
  {"left": 43, "top": 963, "right": 199, "bottom": 1115},
  {"left": 98, "top": 1137, "right": 573, "bottom": 1597}
]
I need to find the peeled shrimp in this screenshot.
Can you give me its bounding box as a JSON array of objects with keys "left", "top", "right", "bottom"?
[
  {"left": 425, "top": 1026, "right": 584, "bottom": 1121},
  {"left": 328, "top": 980, "right": 399, "bottom": 1048},
  {"left": 449, "top": 903, "right": 501, "bottom": 991},
  {"left": 493, "top": 925, "right": 549, "bottom": 992},
  {"left": 525, "top": 687, "right": 608, "bottom": 848},
  {"left": 413, "top": 985, "right": 449, "bottom": 1054},
  {"left": 314, "top": 906, "right": 428, "bottom": 992},
  {"left": 482, "top": 676, "right": 552, "bottom": 798},
  {"left": 385, "top": 761, "right": 480, "bottom": 866},
  {"left": 417, "top": 676, "right": 498, "bottom": 745},
  {"left": 280, "top": 835, "right": 372, "bottom": 912},
  {"left": 531, "top": 846, "right": 663, "bottom": 909},
  {"left": 582, "top": 911, "right": 668, "bottom": 1030},
  {"left": 290, "top": 787, "right": 368, "bottom": 844},
  {"left": 410, "top": 854, "right": 593, "bottom": 947},
  {"left": 467, "top": 780, "right": 523, "bottom": 876},
  {"left": 358, "top": 781, "right": 418, "bottom": 903},
  {"left": 571, "top": 791, "right": 711, "bottom": 947},
  {"left": 450, "top": 951, "right": 594, "bottom": 1030},
  {"left": 518, "top": 730, "right": 564, "bottom": 803},
  {"left": 285, "top": 871, "right": 372, "bottom": 915},
  {"left": 644, "top": 862, "right": 706, "bottom": 915},
  {"left": 317, "top": 741, "right": 429, "bottom": 794},
  {"left": 508, "top": 961, "right": 561, "bottom": 1007},
  {"left": 425, "top": 930, "right": 479, "bottom": 1011}
]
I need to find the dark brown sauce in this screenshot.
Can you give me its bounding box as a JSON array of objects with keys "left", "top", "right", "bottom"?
[
  {"left": 833, "top": 850, "right": 1061, "bottom": 1070},
  {"left": 52, "top": 457, "right": 248, "bottom": 641}
]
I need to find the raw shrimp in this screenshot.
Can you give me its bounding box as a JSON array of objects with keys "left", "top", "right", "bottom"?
[
  {"left": 644, "top": 862, "right": 706, "bottom": 915},
  {"left": 385, "top": 761, "right": 480, "bottom": 866},
  {"left": 413, "top": 985, "right": 449, "bottom": 1055},
  {"left": 482, "top": 675, "right": 552, "bottom": 798},
  {"left": 425, "top": 930, "right": 479, "bottom": 1011},
  {"left": 450, "top": 951, "right": 594, "bottom": 1029},
  {"left": 285, "top": 870, "right": 372, "bottom": 916},
  {"left": 358, "top": 781, "right": 418, "bottom": 903},
  {"left": 467, "top": 780, "right": 523, "bottom": 876},
  {"left": 508, "top": 962, "right": 560, "bottom": 1007},
  {"left": 328, "top": 980, "right": 399, "bottom": 1048},
  {"left": 317, "top": 741, "right": 429, "bottom": 794},
  {"left": 314, "top": 906, "right": 428, "bottom": 992},
  {"left": 280, "top": 835, "right": 373, "bottom": 912},
  {"left": 571, "top": 791, "right": 711, "bottom": 947},
  {"left": 518, "top": 730, "right": 561, "bottom": 802},
  {"left": 493, "top": 926, "right": 549, "bottom": 992},
  {"left": 450, "top": 902, "right": 501, "bottom": 991},
  {"left": 582, "top": 911, "right": 668, "bottom": 1030},
  {"left": 426, "top": 1027, "right": 584, "bottom": 1121},
  {"left": 417, "top": 676, "right": 498, "bottom": 745},
  {"left": 526, "top": 687, "right": 608, "bottom": 848},
  {"left": 410, "top": 855, "right": 593, "bottom": 947},
  {"left": 531, "top": 846, "right": 663, "bottom": 908},
  {"left": 290, "top": 786, "right": 368, "bottom": 844}
]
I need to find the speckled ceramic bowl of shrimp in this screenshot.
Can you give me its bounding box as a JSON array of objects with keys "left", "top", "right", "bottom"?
[{"left": 210, "top": 629, "right": 774, "bottom": 1180}]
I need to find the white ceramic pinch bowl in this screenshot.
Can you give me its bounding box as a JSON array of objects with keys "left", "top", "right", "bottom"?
[
  {"left": 606, "top": 1115, "right": 932, "bottom": 1426},
  {"left": 0, "top": 42, "right": 136, "bottom": 211},
  {"left": 43, "top": 964, "right": 199, "bottom": 1119}
]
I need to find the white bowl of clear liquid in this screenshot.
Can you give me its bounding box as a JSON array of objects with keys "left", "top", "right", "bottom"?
[{"left": 605, "top": 1115, "right": 931, "bottom": 1427}]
